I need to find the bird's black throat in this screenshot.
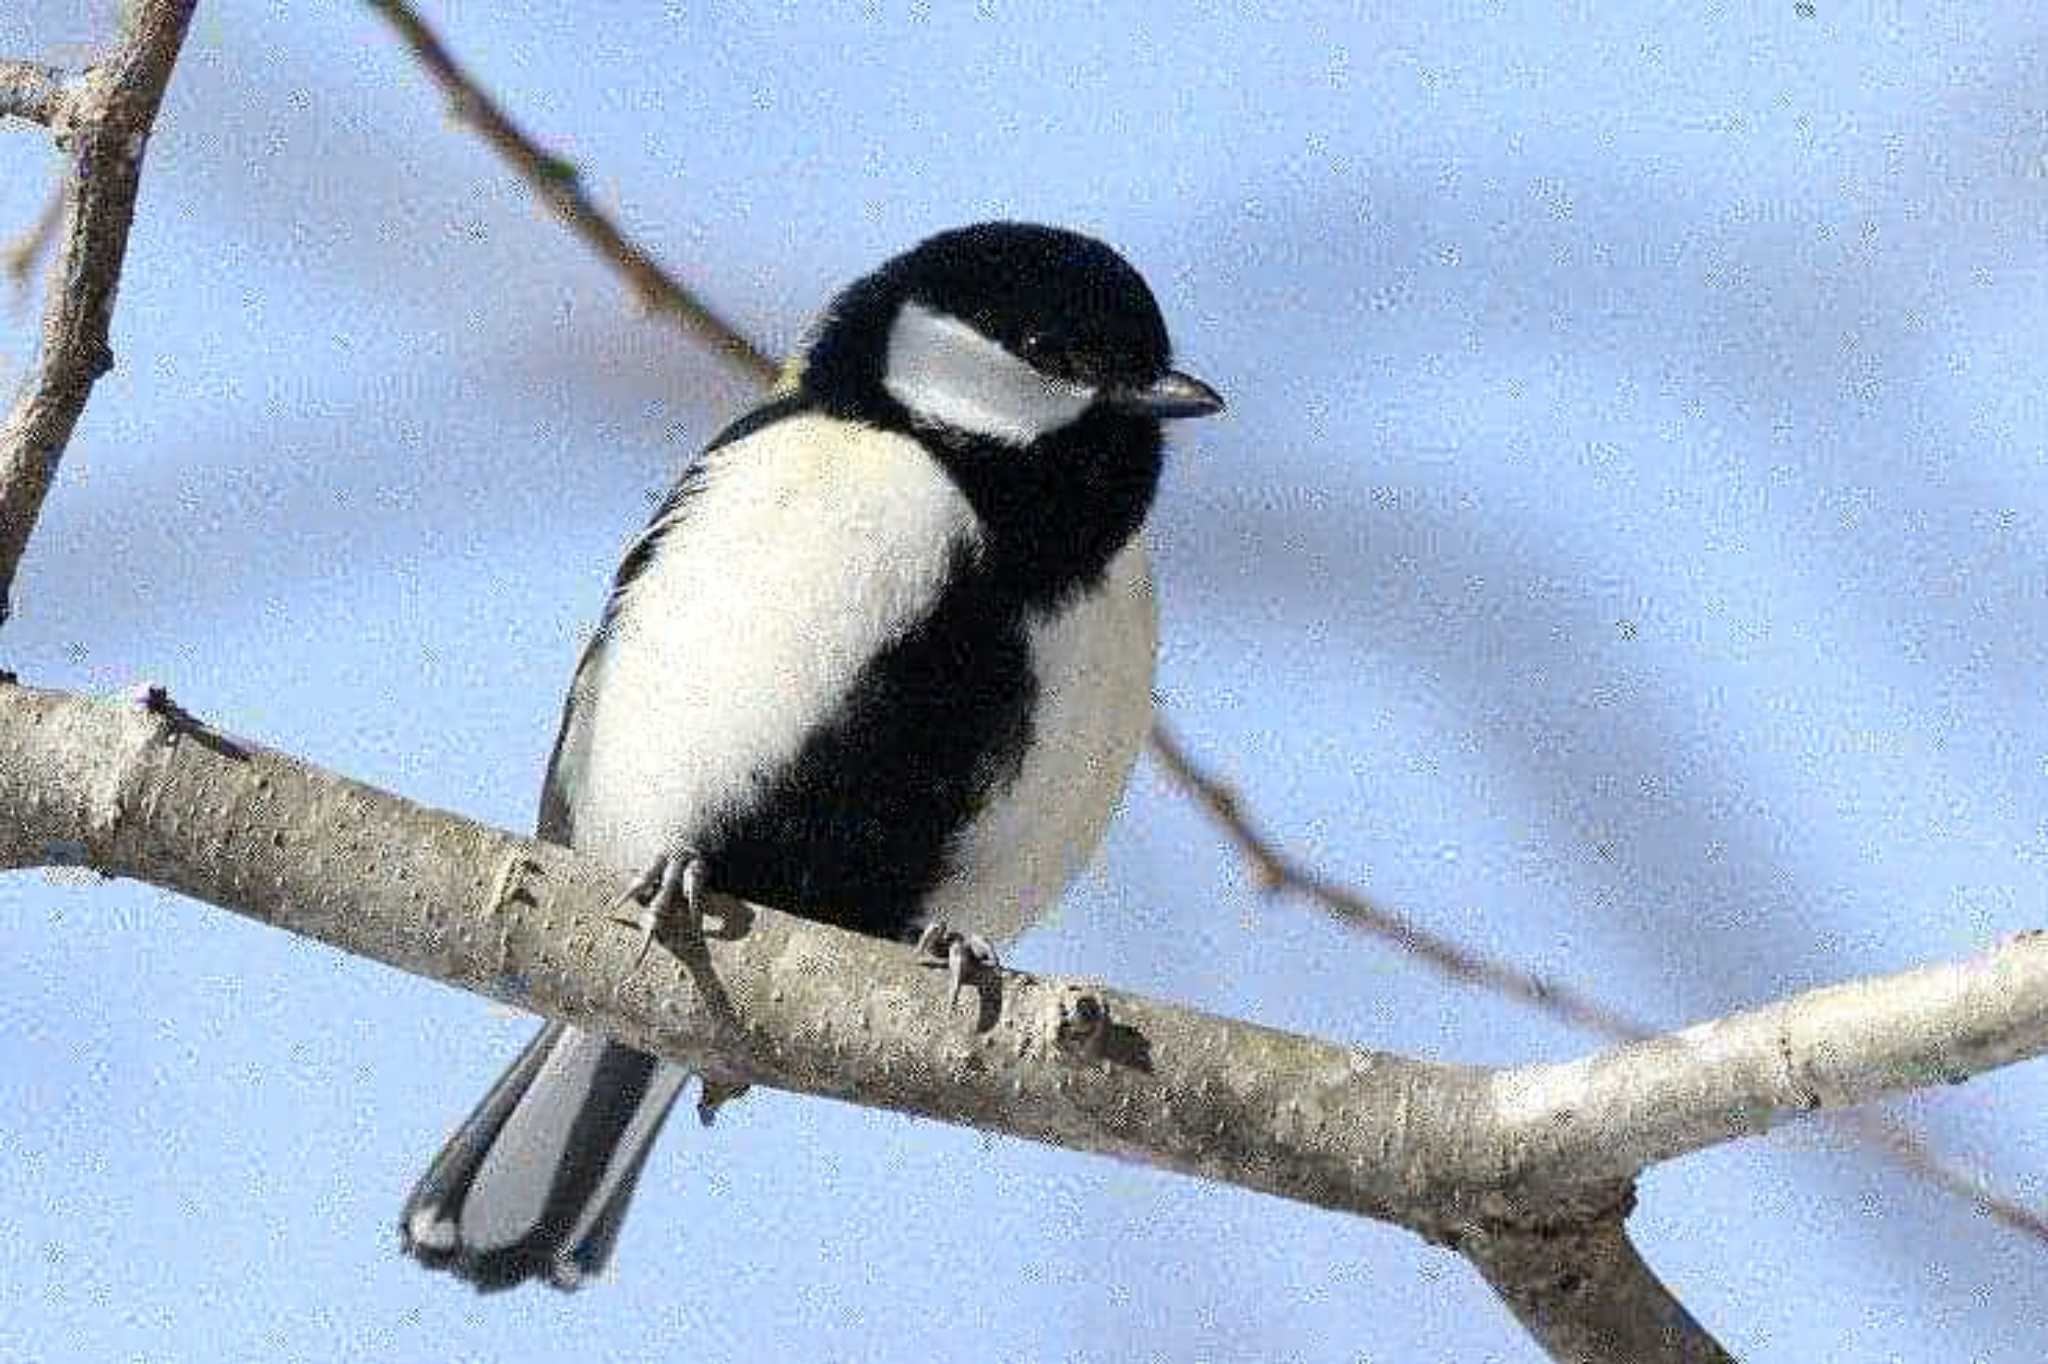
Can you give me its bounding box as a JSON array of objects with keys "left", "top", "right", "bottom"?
[{"left": 915, "top": 407, "right": 1164, "bottom": 611}]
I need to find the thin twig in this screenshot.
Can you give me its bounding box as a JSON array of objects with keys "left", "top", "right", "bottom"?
[
  {"left": 0, "top": 60, "right": 67, "bottom": 126},
  {"left": 361, "top": 0, "right": 2048, "bottom": 1262},
  {"left": 364, "top": 0, "right": 777, "bottom": 385},
  {"left": 1846, "top": 1107, "right": 2048, "bottom": 1241},
  {"left": 1149, "top": 718, "right": 1651, "bottom": 1039},
  {"left": 4, "top": 185, "right": 65, "bottom": 292},
  {"left": 0, "top": 1, "right": 197, "bottom": 624}
]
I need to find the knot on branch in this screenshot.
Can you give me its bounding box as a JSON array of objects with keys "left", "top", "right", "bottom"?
[{"left": 1050, "top": 984, "right": 1111, "bottom": 1060}]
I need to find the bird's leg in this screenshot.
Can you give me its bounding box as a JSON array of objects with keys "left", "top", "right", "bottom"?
[
  {"left": 915, "top": 920, "right": 1001, "bottom": 1007},
  {"left": 608, "top": 845, "right": 708, "bottom": 969}
]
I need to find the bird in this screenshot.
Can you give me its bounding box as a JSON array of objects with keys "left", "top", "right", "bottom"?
[{"left": 397, "top": 221, "right": 1223, "bottom": 1291}]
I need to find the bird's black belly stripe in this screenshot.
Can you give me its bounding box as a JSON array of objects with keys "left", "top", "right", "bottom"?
[{"left": 697, "top": 541, "right": 1036, "bottom": 943}]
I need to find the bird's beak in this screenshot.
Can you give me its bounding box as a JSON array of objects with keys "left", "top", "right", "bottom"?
[{"left": 1107, "top": 369, "right": 1225, "bottom": 420}]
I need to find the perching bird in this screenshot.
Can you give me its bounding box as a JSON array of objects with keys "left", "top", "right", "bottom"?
[{"left": 398, "top": 222, "right": 1223, "bottom": 1291}]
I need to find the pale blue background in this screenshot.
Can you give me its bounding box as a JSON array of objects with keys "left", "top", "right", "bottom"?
[{"left": 4, "top": 2, "right": 2047, "bottom": 1359}]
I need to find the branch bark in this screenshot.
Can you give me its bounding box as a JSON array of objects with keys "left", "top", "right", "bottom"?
[
  {"left": 0, "top": 0, "right": 195, "bottom": 625},
  {"left": 9, "top": 679, "right": 2048, "bottom": 1357},
  {"left": 1461, "top": 1216, "right": 1736, "bottom": 1364},
  {"left": 0, "top": 60, "right": 67, "bottom": 127}
]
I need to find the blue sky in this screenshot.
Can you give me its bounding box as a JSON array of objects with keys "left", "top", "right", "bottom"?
[{"left": 4, "top": 2, "right": 2048, "bottom": 1359}]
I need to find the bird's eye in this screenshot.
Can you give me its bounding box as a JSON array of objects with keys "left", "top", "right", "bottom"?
[{"left": 1018, "top": 331, "right": 1048, "bottom": 361}]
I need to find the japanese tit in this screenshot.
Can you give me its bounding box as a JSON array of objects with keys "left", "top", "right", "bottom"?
[{"left": 399, "top": 221, "right": 1223, "bottom": 1290}]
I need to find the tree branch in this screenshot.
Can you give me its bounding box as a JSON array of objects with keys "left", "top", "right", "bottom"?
[
  {"left": 364, "top": 0, "right": 777, "bottom": 385},
  {"left": 1460, "top": 1216, "right": 1736, "bottom": 1364},
  {"left": 3, "top": 186, "right": 65, "bottom": 292},
  {"left": 1148, "top": 719, "right": 1650, "bottom": 1039},
  {"left": 0, "top": 0, "right": 196, "bottom": 625},
  {"left": 0, "top": 60, "right": 67, "bottom": 127},
  {"left": 1493, "top": 929, "right": 2048, "bottom": 1186},
  {"left": 9, "top": 679, "right": 2048, "bottom": 1359}
]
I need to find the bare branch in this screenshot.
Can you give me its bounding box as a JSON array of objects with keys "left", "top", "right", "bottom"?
[
  {"left": 1461, "top": 1217, "right": 1736, "bottom": 1364},
  {"left": 0, "top": 0, "right": 196, "bottom": 625},
  {"left": 10, "top": 677, "right": 2048, "bottom": 1362},
  {"left": 364, "top": 0, "right": 778, "bottom": 385},
  {"left": 4, "top": 186, "right": 65, "bottom": 292},
  {"left": 1493, "top": 934, "right": 2048, "bottom": 1186},
  {"left": 11, "top": 678, "right": 2043, "bottom": 1207},
  {"left": 0, "top": 60, "right": 67, "bottom": 126},
  {"left": 1148, "top": 719, "right": 1651, "bottom": 1039}
]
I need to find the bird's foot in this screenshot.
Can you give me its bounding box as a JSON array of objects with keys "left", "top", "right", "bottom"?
[
  {"left": 915, "top": 921, "right": 1001, "bottom": 1008},
  {"left": 608, "top": 846, "right": 708, "bottom": 970},
  {"left": 695, "top": 1074, "right": 751, "bottom": 1127}
]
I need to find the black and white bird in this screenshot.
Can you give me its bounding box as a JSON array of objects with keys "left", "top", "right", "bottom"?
[{"left": 398, "top": 222, "right": 1222, "bottom": 1290}]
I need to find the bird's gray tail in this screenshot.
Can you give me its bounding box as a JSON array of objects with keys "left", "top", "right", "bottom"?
[{"left": 399, "top": 1021, "right": 689, "bottom": 1291}]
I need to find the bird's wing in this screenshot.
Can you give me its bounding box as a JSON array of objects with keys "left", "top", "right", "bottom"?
[{"left": 535, "top": 393, "right": 815, "bottom": 845}]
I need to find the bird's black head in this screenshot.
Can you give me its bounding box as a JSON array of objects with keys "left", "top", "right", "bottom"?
[{"left": 798, "top": 222, "right": 1223, "bottom": 602}]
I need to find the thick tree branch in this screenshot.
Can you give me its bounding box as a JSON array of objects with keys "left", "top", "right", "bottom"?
[
  {"left": 1493, "top": 931, "right": 2048, "bottom": 1186},
  {"left": 1461, "top": 1217, "right": 1736, "bottom": 1364},
  {"left": 0, "top": 0, "right": 195, "bottom": 625},
  {"left": 9, "top": 680, "right": 2048, "bottom": 1360}
]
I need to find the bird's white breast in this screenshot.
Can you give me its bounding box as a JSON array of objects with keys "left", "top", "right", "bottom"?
[
  {"left": 568, "top": 416, "right": 981, "bottom": 874},
  {"left": 568, "top": 413, "right": 1157, "bottom": 949},
  {"left": 922, "top": 536, "right": 1157, "bottom": 944}
]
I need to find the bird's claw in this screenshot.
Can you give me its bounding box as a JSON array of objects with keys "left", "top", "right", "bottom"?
[
  {"left": 915, "top": 921, "right": 1000, "bottom": 1007},
  {"left": 695, "top": 1075, "right": 750, "bottom": 1127},
  {"left": 608, "top": 847, "right": 707, "bottom": 970}
]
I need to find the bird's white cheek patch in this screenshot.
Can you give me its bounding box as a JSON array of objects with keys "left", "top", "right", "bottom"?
[{"left": 883, "top": 302, "right": 1095, "bottom": 446}]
